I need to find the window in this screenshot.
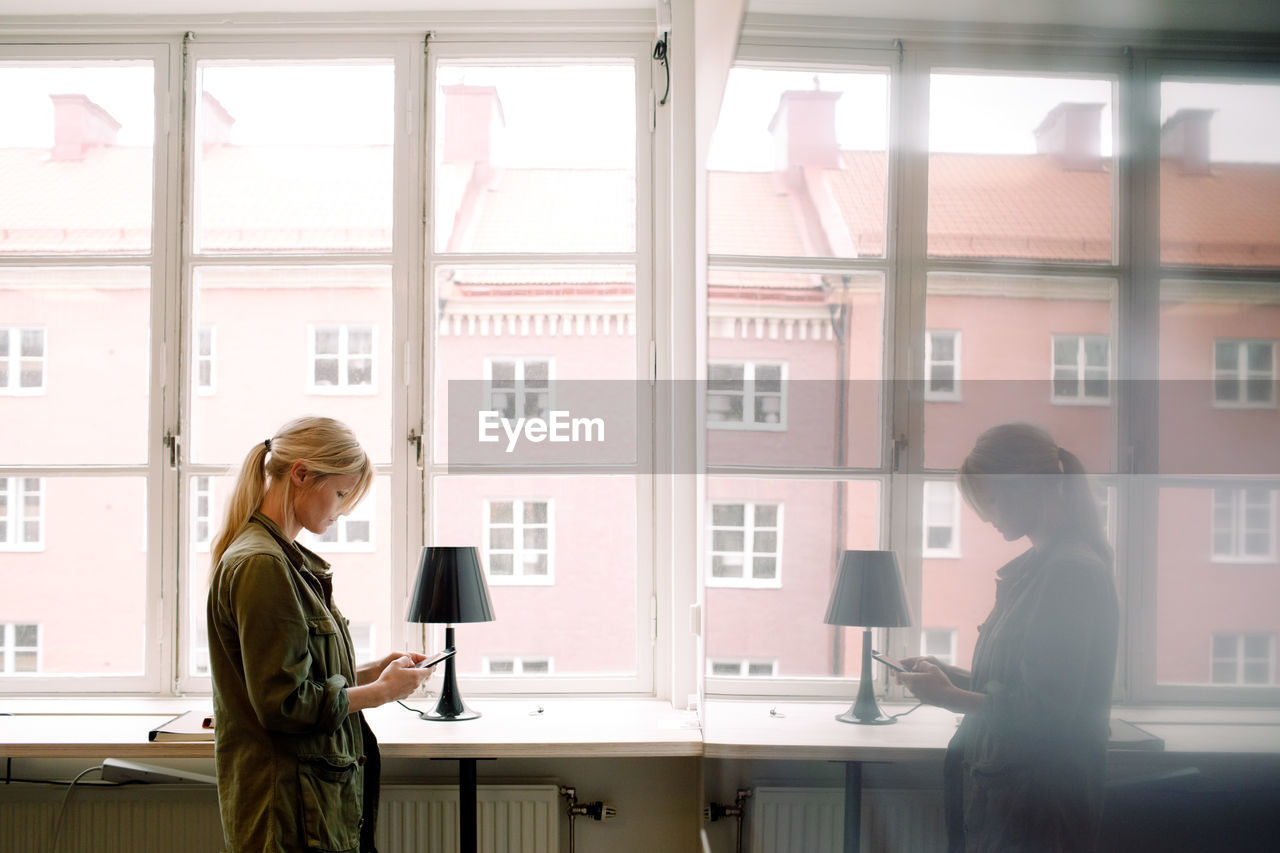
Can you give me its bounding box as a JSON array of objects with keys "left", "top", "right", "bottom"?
[
  {"left": 300, "top": 492, "right": 375, "bottom": 552},
  {"left": 1211, "top": 633, "right": 1274, "bottom": 685},
  {"left": 708, "top": 502, "right": 783, "bottom": 587},
  {"left": 1214, "top": 340, "right": 1275, "bottom": 407},
  {"left": 484, "top": 358, "right": 553, "bottom": 421},
  {"left": 191, "top": 476, "right": 213, "bottom": 550},
  {"left": 0, "top": 623, "right": 40, "bottom": 674},
  {"left": 0, "top": 327, "right": 45, "bottom": 394},
  {"left": 1212, "top": 487, "right": 1275, "bottom": 563},
  {"left": 707, "top": 658, "right": 778, "bottom": 677},
  {"left": 484, "top": 656, "right": 553, "bottom": 676},
  {"left": 922, "top": 481, "right": 961, "bottom": 558},
  {"left": 924, "top": 330, "right": 960, "bottom": 401},
  {"left": 483, "top": 499, "right": 553, "bottom": 584},
  {"left": 349, "top": 624, "right": 375, "bottom": 663},
  {"left": 309, "top": 323, "right": 376, "bottom": 393},
  {"left": 195, "top": 326, "right": 215, "bottom": 395},
  {"left": 0, "top": 477, "right": 43, "bottom": 550},
  {"left": 1052, "top": 334, "right": 1111, "bottom": 403},
  {"left": 707, "top": 361, "right": 787, "bottom": 429},
  {"left": 921, "top": 628, "right": 957, "bottom": 666}
]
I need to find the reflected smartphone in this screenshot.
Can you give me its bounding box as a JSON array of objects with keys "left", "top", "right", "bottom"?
[
  {"left": 870, "top": 650, "right": 911, "bottom": 673},
  {"left": 416, "top": 648, "right": 456, "bottom": 669}
]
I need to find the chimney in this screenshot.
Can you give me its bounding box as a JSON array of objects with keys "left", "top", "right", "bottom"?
[
  {"left": 200, "top": 91, "right": 236, "bottom": 154},
  {"left": 1033, "top": 102, "right": 1104, "bottom": 170},
  {"left": 49, "top": 94, "right": 121, "bottom": 161},
  {"left": 441, "top": 84, "right": 505, "bottom": 165},
  {"left": 768, "top": 88, "right": 842, "bottom": 170},
  {"left": 1161, "top": 108, "right": 1215, "bottom": 175}
]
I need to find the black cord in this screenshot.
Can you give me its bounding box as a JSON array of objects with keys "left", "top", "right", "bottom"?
[
  {"left": 653, "top": 34, "right": 670, "bottom": 106},
  {"left": 397, "top": 699, "right": 425, "bottom": 715},
  {"left": 889, "top": 702, "right": 925, "bottom": 720}
]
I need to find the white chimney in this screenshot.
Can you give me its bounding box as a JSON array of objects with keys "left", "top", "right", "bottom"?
[
  {"left": 440, "top": 84, "right": 505, "bottom": 165},
  {"left": 1033, "top": 102, "right": 1104, "bottom": 170},
  {"left": 1161, "top": 108, "right": 1215, "bottom": 175},
  {"left": 200, "top": 91, "right": 236, "bottom": 154},
  {"left": 768, "top": 88, "right": 842, "bottom": 170},
  {"left": 49, "top": 94, "right": 121, "bottom": 161}
]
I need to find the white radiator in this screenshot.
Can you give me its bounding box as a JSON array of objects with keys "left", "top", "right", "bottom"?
[
  {"left": 0, "top": 782, "right": 560, "bottom": 853},
  {"left": 748, "top": 786, "right": 945, "bottom": 853}
]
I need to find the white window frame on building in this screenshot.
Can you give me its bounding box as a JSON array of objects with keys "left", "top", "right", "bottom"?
[
  {"left": 191, "top": 476, "right": 213, "bottom": 551},
  {"left": 707, "top": 658, "right": 778, "bottom": 677},
  {"left": 1211, "top": 632, "right": 1275, "bottom": 685},
  {"left": 307, "top": 323, "right": 377, "bottom": 395},
  {"left": 1051, "top": 333, "right": 1111, "bottom": 404},
  {"left": 483, "top": 656, "right": 553, "bottom": 676},
  {"left": 1214, "top": 339, "right": 1276, "bottom": 408},
  {"left": 707, "top": 501, "right": 783, "bottom": 588},
  {"left": 0, "top": 476, "right": 44, "bottom": 551},
  {"left": 1211, "top": 486, "right": 1276, "bottom": 564},
  {"left": 922, "top": 480, "right": 961, "bottom": 558},
  {"left": 920, "top": 628, "right": 957, "bottom": 665},
  {"left": 482, "top": 357, "right": 555, "bottom": 421},
  {"left": 301, "top": 492, "right": 376, "bottom": 553},
  {"left": 0, "top": 326, "right": 46, "bottom": 395},
  {"left": 483, "top": 498, "right": 554, "bottom": 586},
  {"left": 924, "top": 330, "right": 961, "bottom": 402},
  {"left": 195, "top": 326, "right": 216, "bottom": 395},
  {"left": 0, "top": 623, "right": 40, "bottom": 674},
  {"left": 349, "top": 623, "right": 376, "bottom": 663},
  {"left": 706, "top": 359, "right": 788, "bottom": 430}
]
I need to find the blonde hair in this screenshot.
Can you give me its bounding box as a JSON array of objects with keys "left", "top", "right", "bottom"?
[
  {"left": 210, "top": 416, "right": 374, "bottom": 568},
  {"left": 957, "top": 421, "right": 1112, "bottom": 563}
]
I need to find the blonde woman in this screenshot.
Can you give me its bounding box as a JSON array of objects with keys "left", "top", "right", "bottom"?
[{"left": 207, "top": 416, "right": 435, "bottom": 852}]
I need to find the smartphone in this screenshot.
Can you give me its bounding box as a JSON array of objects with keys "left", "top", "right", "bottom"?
[
  {"left": 416, "top": 647, "right": 456, "bottom": 669},
  {"left": 870, "top": 650, "right": 911, "bottom": 673}
]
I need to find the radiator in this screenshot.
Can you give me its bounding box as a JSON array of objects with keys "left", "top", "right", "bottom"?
[
  {"left": 0, "top": 783, "right": 560, "bottom": 853},
  {"left": 747, "top": 786, "right": 945, "bottom": 853}
]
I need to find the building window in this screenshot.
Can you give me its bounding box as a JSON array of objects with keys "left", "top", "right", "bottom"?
[
  {"left": 1211, "top": 633, "right": 1274, "bottom": 685},
  {"left": 191, "top": 476, "right": 213, "bottom": 551},
  {"left": 921, "top": 628, "right": 957, "bottom": 665},
  {"left": 301, "top": 493, "right": 375, "bottom": 552},
  {"left": 0, "top": 477, "right": 43, "bottom": 551},
  {"left": 309, "top": 324, "right": 376, "bottom": 393},
  {"left": 924, "top": 330, "right": 961, "bottom": 401},
  {"left": 1214, "top": 340, "right": 1275, "bottom": 408},
  {"left": 1052, "top": 334, "right": 1110, "bottom": 403},
  {"left": 196, "top": 326, "right": 216, "bottom": 395},
  {"left": 708, "top": 502, "right": 783, "bottom": 587},
  {"left": 484, "top": 499, "right": 553, "bottom": 584},
  {"left": 707, "top": 658, "right": 778, "bottom": 677},
  {"left": 1212, "top": 487, "right": 1275, "bottom": 563},
  {"left": 349, "top": 623, "right": 375, "bottom": 663},
  {"left": 0, "top": 327, "right": 46, "bottom": 394},
  {"left": 484, "top": 656, "right": 552, "bottom": 676},
  {"left": 707, "top": 361, "right": 786, "bottom": 429},
  {"left": 484, "top": 358, "right": 553, "bottom": 420},
  {"left": 923, "top": 481, "right": 961, "bottom": 558},
  {"left": 0, "top": 623, "right": 40, "bottom": 674}
]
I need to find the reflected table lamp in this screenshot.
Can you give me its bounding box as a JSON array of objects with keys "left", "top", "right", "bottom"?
[
  {"left": 406, "top": 546, "right": 495, "bottom": 721},
  {"left": 824, "top": 549, "right": 912, "bottom": 725}
]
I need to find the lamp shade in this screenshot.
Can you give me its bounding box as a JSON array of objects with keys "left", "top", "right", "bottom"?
[
  {"left": 824, "top": 549, "right": 911, "bottom": 628},
  {"left": 406, "top": 546, "right": 496, "bottom": 624}
]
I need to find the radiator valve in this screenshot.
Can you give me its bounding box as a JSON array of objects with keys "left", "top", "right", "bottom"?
[{"left": 559, "top": 785, "right": 617, "bottom": 821}]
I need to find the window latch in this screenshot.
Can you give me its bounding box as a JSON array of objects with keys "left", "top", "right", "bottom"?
[
  {"left": 409, "top": 429, "right": 423, "bottom": 470},
  {"left": 163, "top": 430, "right": 180, "bottom": 469}
]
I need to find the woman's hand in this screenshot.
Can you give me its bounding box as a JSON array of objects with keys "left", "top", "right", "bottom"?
[
  {"left": 358, "top": 650, "right": 429, "bottom": 686},
  {"left": 894, "top": 660, "right": 956, "bottom": 706},
  {"left": 348, "top": 655, "right": 437, "bottom": 712}
]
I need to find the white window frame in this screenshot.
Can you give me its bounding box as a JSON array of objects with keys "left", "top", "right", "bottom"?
[
  {"left": 706, "top": 658, "right": 778, "bottom": 677},
  {"left": 349, "top": 623, "right": 376, "bottom": 664},
  {"left": 191, "top": 475, "right": 213, "bottom": 552},
  {"left": 0, "top": 326, "right": 46, "bottom": 395},
  {"left": 922, "top": 480, "right": 961, "bottom": 558},
  {"left": 482, "top": 656, "right": 554, "bottom": 676},
  {"left": 920, "top": 628, "right": 957, "bottom": 666},
  {"left": 1051, "top": 333, "right": 1111, "bottom": 405},
  {"left": 924, "top": 330, "right": 961, "bottom": 402},
  {"left": 706, "top": 359, "right": 788, "bottom": 430},
  {"left": 707, "top": 501, "right": 784, "bottom": 589},
  {"left": 300, "top": 492, "right": 377, "bottom": 553},
  {"left": 0, "top": 476, "right": 44, "bottom": 552},
  {"left": 195, "top": 326, "right": 216, "bottom": 395},
  {"left": 482, "top": 498, "right": 554, "bottom": 586},
  {"left": 307, "top": 322, "right": 378, "bottom": 395},
  {"left": 0, "top": 623, "right": 41, "bottom": 674},
  {"left": 482, "top": 356, "right": 555, "bottom": 422},
  {"left": 1211, "top": 487, "right": 1276, "bottom": 564},
  {"left": 1213, "top": 339, "right": 1276, "bottom": 409},
  {"left": 1211, "top": 633, "right": 1275, "bottom": 685}
]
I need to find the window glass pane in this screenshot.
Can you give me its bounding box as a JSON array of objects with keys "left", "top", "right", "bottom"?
[
  {"left": 0, "top": 267, "right": 150, "bottom": 464},
  {"left": 191, "top": 266, "right": 392, "bottom": 463},
  {"left": 434, "top": 62, "right": 635, "bottom": 254},
  {"left": 433, "top": 475, "right": 636, "bottom": 677},
  {"left": 924, "top": 273, "right": 1117, "bottom": 471},
  {"left": 193, "top": 61, "right": 393, "bottom": 253},
  {"left": 1159, "top": 80, "right": 1280, "bottom": 268},
  {"left": 707, "top": 269, "right": 884, "bottom": 468},
  {"left": 706, "top": 478, "right": 880, "bottom": 679},
  {"left": 3, "top": 476, "right": 146, "bottom": 676},
  {"left": 929, "top": 73, "right": 1114, "bottom": 262},
  {"left": 708, "top": 67, "right": 890, "bottom": 259},
  {"left": 0, "top": 61, "right": 154, "bottom": 254}
]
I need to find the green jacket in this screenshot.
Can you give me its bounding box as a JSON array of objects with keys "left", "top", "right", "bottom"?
[{"left": 208, "top": 512, "right": 368, "bottom": 853}]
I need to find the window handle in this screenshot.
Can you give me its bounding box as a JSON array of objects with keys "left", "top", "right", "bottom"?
[
  {"left": 409, "top": 429, "right": 423, "bottom": 470},
  {"left": 164, "top": 430, "right": 180, "bottom": 469},
  {"left": 892, "top": 434, "right": 906, "bottom": 473}
]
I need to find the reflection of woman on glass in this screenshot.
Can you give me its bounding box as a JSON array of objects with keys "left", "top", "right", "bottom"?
[
  {"left": 897, "top": 422, "right": 1118, "bottom": 853},
  {"left": 207, "top": 416, "right": 435, "bottom": 852}
]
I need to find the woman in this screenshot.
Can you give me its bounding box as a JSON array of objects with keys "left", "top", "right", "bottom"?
[
  {"left": 897, "top": 422, "right": 1118, "bottom": 853},
  {"left": 207, "top": 416, "right": 436, "bottom": 853}
]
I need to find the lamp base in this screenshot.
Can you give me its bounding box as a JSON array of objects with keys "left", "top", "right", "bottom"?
[
  {"left": 418, "top": 705, "right": 481, "bottom": 722},
  {"left": 417, "top": 627, "right": 480, "bottom": 721},
  {"left": 834, "top": 626, "right": 896, "bottom": 725},
  {"left": 835, "top": 706, "right": 897, "bottom": 725}
]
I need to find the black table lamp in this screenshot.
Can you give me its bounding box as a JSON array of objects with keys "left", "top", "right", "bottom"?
[
  {"left": 406, "top": 546, "right": 495, "bottom": 721},
  {"left": 824, "top": 549, "right": 912, "bottom": 725}
]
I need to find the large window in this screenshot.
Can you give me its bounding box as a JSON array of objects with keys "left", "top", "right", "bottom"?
[{"left": 0, "top": 327, "right": 45, "bottom": 394}]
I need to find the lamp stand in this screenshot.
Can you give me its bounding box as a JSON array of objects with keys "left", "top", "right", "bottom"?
[
  {"left": 836, "top": 627, "right": 894, "bottom": 725},
  {"left": 419, "top": 625, "right": 480, "bottom": 721}
]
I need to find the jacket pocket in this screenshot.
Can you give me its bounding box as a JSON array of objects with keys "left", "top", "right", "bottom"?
[{"left": 297, "top": 754, "right": 362, "bottom": 852}]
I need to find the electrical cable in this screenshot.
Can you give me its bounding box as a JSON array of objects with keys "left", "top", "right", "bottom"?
[
  {"left": 889, "top": 702, "right": 925, "bottom": 720},
  {"left": 49, "top": 764, "right": 104, "bottom": 853},
  {"left": 653, "top": 35, "right": 670, "bottom": 106},
  {"left": 397, "top": 698, "right": 425, "bottom": 715}
]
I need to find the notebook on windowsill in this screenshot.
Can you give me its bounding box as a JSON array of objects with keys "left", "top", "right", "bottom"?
[
  {"left": 148, "top": 709, "right": 215, "bottom": 742},
  {"left": 1108, "top": 718, "right": 1164, "bottom": 751}
]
